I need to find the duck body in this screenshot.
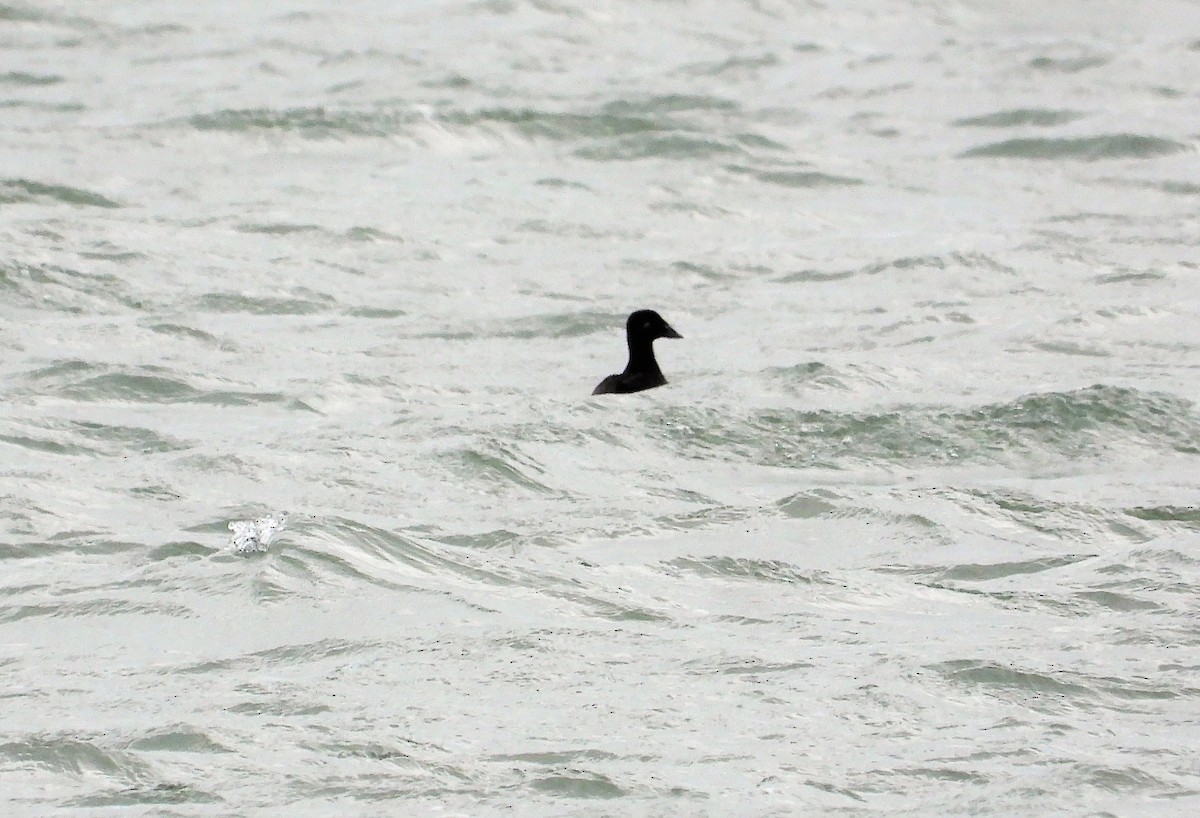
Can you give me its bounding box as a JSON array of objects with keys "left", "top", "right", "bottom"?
[
  {"left": 592, "top": 368, "right": 668, "bottom": 395},
  {"left": 592, "top": 310, "right": 682, "bottom": 395}
]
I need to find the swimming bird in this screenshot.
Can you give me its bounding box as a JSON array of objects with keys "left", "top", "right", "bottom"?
[{"left": 592, "top": 309, "right": 682, "bottom": 395}]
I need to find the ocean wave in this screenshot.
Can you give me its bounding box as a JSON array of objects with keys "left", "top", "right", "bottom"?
[
  {"left": 193, "top": 290, "right": 336, "bottom": 315},
  {"left": 776, "top": 252, "right": 1014, "bottom": 283},
  {"left": 952, "top": 108, "right": 1085, "bottom": 128},
  {"left": 0, "top": 418, "right": 186, "bottom": 458},
  {"left": 651, "top": 385, "right": 1200, "bottom": 469},
  {"left": 929, "top": 659, "right": 1183, "bottom": 708},
  {"left": 0, "top": 178, "right": 116, "bottom": 207},
  {"left": 178, "top": 98, "right": 791, "bottom": 169},
  {"left": 726, "top": 163, "right": 863, "bottom": 188},
  {"left": 187, "top": 106, "right": 417, "bottom": 137},
  {"left": 0, "top": 260, "right": 132, "bottom": 313},
  {"left": 575, "top": 134, "right": 743, "bottom": 161},
  {"left": 442, "top": 107, "right": 664, "bottom": 140},
  {"left": 960, "top": 134, "right": 1189, "bottom": 160},
  {"left": 15, "top": 360, "right": 309, "bottom": 408}
]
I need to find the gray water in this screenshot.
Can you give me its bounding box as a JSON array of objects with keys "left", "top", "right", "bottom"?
[{"left": 3, "top": 1, "right": 1200, "bottom": 815}]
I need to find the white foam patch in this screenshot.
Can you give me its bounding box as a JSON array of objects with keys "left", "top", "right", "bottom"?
[{"left": 228, "top": 512, "right": 288, "bottom": 554}]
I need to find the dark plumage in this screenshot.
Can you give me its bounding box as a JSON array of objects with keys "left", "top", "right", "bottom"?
[{"left": 592, "top": 309, "right": 682, "bottom": 395}]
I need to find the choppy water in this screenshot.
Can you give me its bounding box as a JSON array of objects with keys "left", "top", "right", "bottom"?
[{"left": 3, "top": 1, "right": 1199, "bottom": 815}]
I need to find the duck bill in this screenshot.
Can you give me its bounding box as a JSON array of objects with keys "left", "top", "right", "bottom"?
[{"left": 661, "top": 322, "right": 682, "bottom": 340}]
